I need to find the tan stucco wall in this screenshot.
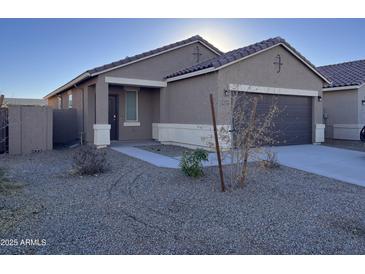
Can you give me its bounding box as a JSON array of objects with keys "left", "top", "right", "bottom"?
[
  {"left": 8, "top": 106, "right": 52, "bottom": 154},
  {"left": 323, "top": 86, "right": 365, "bottom": 139},
  {"left": 47, "top": 96, "right": 58, "bottom": 109},
  {"left": 161, "top": 72, "right": 218, "bottom": 124},
  {"left": 323, "top": 89, "right": 358, "bottom": 126}
]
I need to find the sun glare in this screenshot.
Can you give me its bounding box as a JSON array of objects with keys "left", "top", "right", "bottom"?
[{"left": 173, "top": 22, "right": 251, "bottom": 53}]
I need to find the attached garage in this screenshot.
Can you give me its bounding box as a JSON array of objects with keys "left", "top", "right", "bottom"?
[
  {"left": 245, "top": 93, "right": 313, "bottom": 145},
  {"left": 160, "top": 36, "right": 331, "bottom": 149}
]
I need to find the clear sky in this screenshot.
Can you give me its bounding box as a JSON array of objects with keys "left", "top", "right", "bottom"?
[{"left": 1, "top": 18, "right": 365, "bottom": 98}]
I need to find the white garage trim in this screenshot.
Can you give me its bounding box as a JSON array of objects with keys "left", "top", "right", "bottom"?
[{"left": 228, "top": 84, "right": 318, "bottom": 97}]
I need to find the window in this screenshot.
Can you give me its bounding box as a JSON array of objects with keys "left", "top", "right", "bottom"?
[
  {"left": 68, "top": 92, "right": 73, "bottom": 109},
  {"left": 125, "top": 89, "right": 138, "bottom": 121},
  {"left": 57, "top": 96, "right": 62, "bottom": 109}
]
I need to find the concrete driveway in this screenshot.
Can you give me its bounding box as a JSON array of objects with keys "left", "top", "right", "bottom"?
[{"left": 273, "top": 145, "right": 365, "bottom": 187}]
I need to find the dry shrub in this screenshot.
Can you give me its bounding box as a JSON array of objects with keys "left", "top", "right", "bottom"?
[
  {"left": 260, "top": 149, "right": 280, "bottom": 169},
  {"left": 203, "top": 91, "right": 282, "bottom": 190},
  {"left": 72, "top": 145, "right": 107, "bottom": 176}
]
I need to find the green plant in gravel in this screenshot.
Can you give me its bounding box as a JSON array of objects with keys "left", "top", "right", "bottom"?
[
  {"left": 180, "top": 149, "right": 209, "bottom": 177},
  {"left": 0, "top": 168, "right": 22, "bottom": 194},
  {"left": 72, "top": 145, "right": 108, "bottom": 176}
]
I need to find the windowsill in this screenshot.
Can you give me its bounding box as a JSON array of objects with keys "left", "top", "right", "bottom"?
[{"left": 123, "top": 121, "right": 141, "bottom": 127}]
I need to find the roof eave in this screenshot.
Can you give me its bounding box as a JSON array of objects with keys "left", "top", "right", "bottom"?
[
  {"left": 322, "top": 83, "right": 364, "bottom": 91},
  {"left": 166, "top": 67, "right": 217, "bottom": 82},
  {"left": 43, "top": 72, "right": 91, "bottom": 99}
]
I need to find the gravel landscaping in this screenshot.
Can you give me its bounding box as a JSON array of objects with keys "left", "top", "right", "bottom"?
[
  {"left": 138, "top": 144, "right": 195, "bottom": 157},
  {"left": 0, "top": 147, "right": 364, "bottom": 255}
]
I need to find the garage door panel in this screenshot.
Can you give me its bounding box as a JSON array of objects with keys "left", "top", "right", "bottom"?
[{"left": 235, "top": 93, "right": 313, "bottom": 145}]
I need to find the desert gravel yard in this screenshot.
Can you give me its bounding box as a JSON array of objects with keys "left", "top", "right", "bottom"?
[{"left": 0, "top": 148, "right": 364, "bottom": 255}]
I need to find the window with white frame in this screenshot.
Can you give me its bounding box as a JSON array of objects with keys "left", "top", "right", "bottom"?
[
  {"left": 125, "top": 89, "right": 138, "bottom": 121},
  {"left": 68, "top": 92, "right": 73, "bottom": 108},
  {"left": 57, "top": 96, "right": 62, "bottom": 109}
]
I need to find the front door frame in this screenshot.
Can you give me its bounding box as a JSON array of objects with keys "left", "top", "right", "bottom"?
[{"left": 108, "top": 94, "right": 119, "bottom": 140}]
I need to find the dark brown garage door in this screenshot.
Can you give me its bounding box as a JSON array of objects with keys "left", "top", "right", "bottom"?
[{"left": 235, "top": 93, "right": 313, "bottom": 145}]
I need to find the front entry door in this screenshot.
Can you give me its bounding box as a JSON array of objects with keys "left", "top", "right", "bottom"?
[{"left": 108, "top": 95, "right": 118, "bottom": 140}]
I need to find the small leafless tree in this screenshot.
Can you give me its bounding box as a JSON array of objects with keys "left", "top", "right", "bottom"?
[
  {"left": 232, "top": 92, "right": 281, "bottom": 187},
  {"left": 203, "top": 90, "right": 281, "bottom": 190}
]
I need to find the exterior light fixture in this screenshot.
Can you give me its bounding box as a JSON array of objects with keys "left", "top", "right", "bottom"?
[
  {"left": 318, "top": 96, "right": 322, "bottom": 102},
  {"left": 362, "top": 99, "right": 365, "bottom": 106}
]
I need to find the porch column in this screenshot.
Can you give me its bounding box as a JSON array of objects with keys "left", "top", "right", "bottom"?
[
  {"left": 93, "top": 76, "right": 110, "bottom": 147},
  {"left": 159, "top": 87, "right": 168, "bottom": 123},
  {"left": 83, "top": 85, "right": 96, "bottom": 144}
]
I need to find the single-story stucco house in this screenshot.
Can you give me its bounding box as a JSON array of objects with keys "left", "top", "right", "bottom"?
[
  {"left": 44, "top": 35, "right": 330, "bottom": 148},
  {"left": 317, "top": 60, "right": 365, "bottom": 140}
]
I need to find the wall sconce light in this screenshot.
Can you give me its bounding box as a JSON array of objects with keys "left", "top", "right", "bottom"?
[
  {"left": 318, "top": 96, "right": 322, "bottom": 102},
  {"left": 362, "top": 99, "right": 365, "bottom": 106}
]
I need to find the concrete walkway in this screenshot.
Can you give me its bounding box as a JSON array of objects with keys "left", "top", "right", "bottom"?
[
  {"left": 111, "top": 145, "right": 235, "bottom": 168},
  {"left": 111, "top": 144, "right": 365, "bottom": 187},
  {"left": 112, "top": 146, "right": 180, "bottom": 168}
]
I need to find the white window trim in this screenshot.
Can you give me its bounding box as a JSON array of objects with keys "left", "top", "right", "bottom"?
[
  {"left": 57, "top": 96, "right": 62, "bottom": 109},
  {"left": 124, "top": 86, "right": 139, "bottom": 125},
  {"left": 123, "top": 121, "right": 141, "bottom": 127},
  {"left": 68, "top": 91, "right": 73, "bottom": 109}
]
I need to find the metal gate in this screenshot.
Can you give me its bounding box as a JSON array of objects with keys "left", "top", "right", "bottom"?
[
  {"left": 53, "top": 108, "right": 78, "bottom": 145},
  {"left": 0, "top": 108, "right": 8, "bottom": 154}
]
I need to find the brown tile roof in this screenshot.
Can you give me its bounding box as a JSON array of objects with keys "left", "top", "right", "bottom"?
[
  {"left": 166, "top": 37, "right": 329, "bottom": 84},
  {"left": 317, "top": 59, "right": 365, "bottom": 88}
]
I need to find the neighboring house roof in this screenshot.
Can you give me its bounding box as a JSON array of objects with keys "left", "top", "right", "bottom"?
[
  {"left": 317, "top": 59, "right": 365, "bottom": 89},
  {"left": 44, "top": 35, "right": 223, "bottom": 99},
  {"left": 166, "top": 37, "right": 330, "bottom": 84},
  {"left": 3, "top": 98, "right": 47, "bottom": 106}
]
